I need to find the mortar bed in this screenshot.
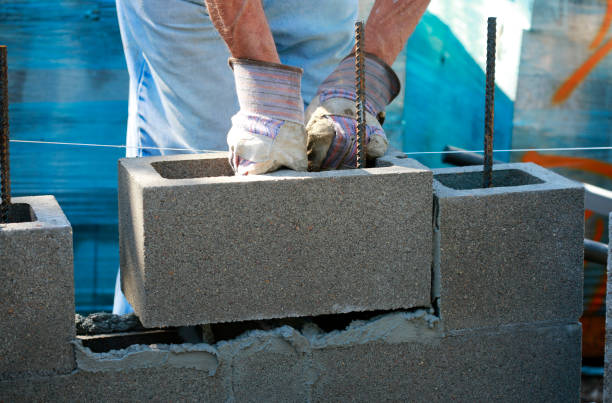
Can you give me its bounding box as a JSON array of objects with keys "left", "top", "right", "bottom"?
[
  {"left": 76, "top": 307, "right": 416, "bottom": 353},
  {"left": 435, "top": 168, "right": 544, "bottom": 190}
]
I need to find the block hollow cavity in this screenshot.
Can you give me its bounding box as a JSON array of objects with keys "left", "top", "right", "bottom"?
[
  {"left": 435, "top": 169, "right": 544, "bottom": 190},
  {"left": 4, "top": 203, "right": 36, "bottom": 223},
  {"left": 152, "top": 157, "right": 234, "bottom": 179}
]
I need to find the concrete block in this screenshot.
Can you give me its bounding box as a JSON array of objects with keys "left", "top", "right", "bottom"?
[
  {"left": 605, "top": 213, "right": 612, "bottom": 402},
  {"left": 0, "top": 196, "right": 75, "bottom": 379},
  {"left": 118, "top": 152, "right": 433, "bottom": 327},
  {"left": 310, "top": 322, "right": 581, "bottom": 402},
  {"left": 433, "top": 163, "right": 584, "bottom": 330},
  {"left": 0, "top": 311, "right": 581, "bottom": 401}
]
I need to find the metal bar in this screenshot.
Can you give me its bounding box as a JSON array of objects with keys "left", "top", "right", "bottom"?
[
  {"left": 584, "top": 239, "right": 608, "bottom": 265},
  {"left": 483, "top": 17, "right": 496, "bottom": 188},
  {"left": 584, "top": 183, "right": 612, "bottom": 216},
  {"left": 354, "top": 21, "right": 366, "bottom": 169},
  {"left": 0, "top": 45, "right": 11, "bottom": 223},
  {"left": 442, "top": 145, "right": 503, "bottom": 166}
]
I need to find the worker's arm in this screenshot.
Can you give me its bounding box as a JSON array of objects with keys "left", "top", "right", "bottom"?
[
  {"left": 204, "top": 0, "right": 279, "bottom": 63},
  {"left": 306, "top": 0, "right": 430, "bottom": 170},
  {"left": 204, "top": 0, "right": 307, "bottom": 175},
  {"left": 364, "top": 0, "right": 431, "bottom": 66}
]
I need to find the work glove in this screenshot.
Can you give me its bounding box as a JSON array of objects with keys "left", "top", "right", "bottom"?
[
  {"left": 305, "top": 53, "right": 400, "bottom": 170},
  {"left": 227, "top": 58, "right": 307, "bottom": 175}
]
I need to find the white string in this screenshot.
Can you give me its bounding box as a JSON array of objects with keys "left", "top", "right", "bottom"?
[
  {"left": 8, "top": 139, "right": 612, "bottom": 156},
  {"left": 9, "top": 139, "right": 217, "bottom": 153},
  {"left": 403, "top": 146, "right": 612, "bottom": 155}
]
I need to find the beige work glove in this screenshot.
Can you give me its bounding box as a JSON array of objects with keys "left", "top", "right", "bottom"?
[
  {"left": 305, "top": 53, "right": 400, "bottom": 170},
  {"left": 227, "top": 58, "right": 307, "bottom": 175}
]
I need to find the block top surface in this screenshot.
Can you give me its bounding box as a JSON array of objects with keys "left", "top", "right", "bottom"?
[
  {"left": 433, "top": 162, "right": 584, "bottom": 199},
  {"left": 119, "top": 152, "right": 431, "bottom": 189},
  {"left": 0, "top": 195, "right": 70, "bottom": 234}
]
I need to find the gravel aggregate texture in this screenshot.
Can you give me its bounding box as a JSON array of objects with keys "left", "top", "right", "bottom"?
[
  {"left": 433, "top": 163, "right": 584, "bottom": 331},
  {"left": 119, "top": 152, "right": 433, "bottom": 327},
  {"left": 0, "top": 195, "right": 75, "bottom": 380}
]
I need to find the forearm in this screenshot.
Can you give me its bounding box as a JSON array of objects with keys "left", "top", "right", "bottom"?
[
  {"left": 364, "top": 0, "right": 430, "bottom": 66},
  {"left": 204, "top": 0, "right": 279, "bottom": 63}
]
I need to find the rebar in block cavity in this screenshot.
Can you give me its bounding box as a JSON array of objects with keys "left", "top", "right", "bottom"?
[
  {"left": 354, "top": 21, "right": 366, "bottom": 169},
  {"left": 483, "top": 17, "right": 496, "bottom": 188},
  {"left": 0, "top": 45, "right": 10, "bottom": 223}
]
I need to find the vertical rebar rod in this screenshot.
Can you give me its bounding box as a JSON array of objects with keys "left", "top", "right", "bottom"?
[
  {"left": 483, "top": 17, "right": 496, "bottom": 188},
  {"left": 0, "top": 45, "right": 10, "bottom": 223},
  {"left": 355, "top": 21, "right": 366, "bottom": 169}
]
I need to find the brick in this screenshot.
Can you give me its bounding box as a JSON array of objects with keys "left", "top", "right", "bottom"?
[
  {"left": 0, "top": 196, "right": 75, "bottom": 380},
  {"left": 118, "top": 152, "right": 433, "bottom": 327},
  {"left": 605, "top": 213, "right": 612, "bottom": 402},
  {"left": 0, "top": 312, "right": 581, "bottom": 402},
  {"left": 433, "top": 163, "right": 584, "bottom": 330}
]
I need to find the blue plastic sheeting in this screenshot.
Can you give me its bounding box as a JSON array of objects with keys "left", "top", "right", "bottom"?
[
  {"left": 3, "top": 0, "right": 127, "bottom": 312},
  {"left": 385, "top": 12, "right": 513, "bottom": 168},
  {"left": 3, "top": 2, "right": 516, "bottom": 312}
]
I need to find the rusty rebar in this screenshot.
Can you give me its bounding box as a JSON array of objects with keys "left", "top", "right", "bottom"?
[
  {"left": 483, "top": 17, "right": 496, "bottom": 188},
  {"left": 0, "top": 45, "right": 10, "bottom": 223},
  {"left": 355, "top": 21, "right": 366, "bottom": 169}
]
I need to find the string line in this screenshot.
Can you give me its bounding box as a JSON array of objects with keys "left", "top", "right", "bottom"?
[
  {"left": 9, "top": 139, "right": 217, "bottom": 153},
  {"left": 8, "top": 139, "right": 612, "bottom": 156}
]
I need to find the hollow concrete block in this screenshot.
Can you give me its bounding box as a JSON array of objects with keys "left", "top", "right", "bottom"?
[
  {"left": 433, "top": 163, "right": 584, "bottom": 331},
  {"left": 118, "top": 152, "right": 433, "bottom": 327},
  {"left": 605, "top": 213, "right": 611, "bottom": 402},
  {"left": 0, "top": 195, "right": 75, "bottom": 379},
  {"left": 0, "top": 312, "right": 581, "bottom": 401},
  {"left": 310, "top": 322, "right": 581, "bottom": 402}
]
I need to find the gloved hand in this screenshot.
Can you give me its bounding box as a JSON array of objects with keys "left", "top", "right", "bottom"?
[
  {"left": 227, "top": 58, "right": 307, "bottom": 175},
  {"left": 305, "top": 53, "right": 400, "bottom": 170}
]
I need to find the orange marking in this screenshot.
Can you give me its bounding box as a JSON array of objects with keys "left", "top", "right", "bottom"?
[
  {"left": 586, "top": 272, "right": 607, "bottom": 314},
  {"left": 585, "top": 209, "right": 594, "bottom": 221},
  {"left": 580, "top": 316, "right": 605, "bottom": 357},
  {"left": 590, "top": 0, "right": 612, "bottom": 50},
  {"left": 552, "top": 37, "right": 612, "bottom": 104},
  {"left": 585, "top": 217, "right": 607, "bottom": 314},
  {"left": 521, "top": 151, "right": 612, "bottom": 179},
  {"left": 593, "top": 218, "right": 605, "bottom": 242}
]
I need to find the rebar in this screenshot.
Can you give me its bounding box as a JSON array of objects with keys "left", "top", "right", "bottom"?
[
  {"left": 483, "top": 17, "right": 496, "bottom": 188},
  {"left": 354, "top": 21, "right": 366, "bottom": 169},
  {"left": 0, "top": 45, "right": 11, "bottom": 223}
]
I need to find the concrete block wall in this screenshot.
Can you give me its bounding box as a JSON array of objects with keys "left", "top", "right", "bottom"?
[
  {"left": 0, "top": 196, "right": 75, "bottom": 380},
  {"left": 119, "top": 152, "right": 433, "bottom": 327},
  {"left": 0, "top": 154, "right": 585, "bottom": 401},
  {"left": 1, "top": 311, "right": 581, "bottom": 402}
]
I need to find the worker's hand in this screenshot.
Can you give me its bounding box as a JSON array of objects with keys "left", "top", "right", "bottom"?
[
  {"left": 305, "top": 53, "right": 400, "bottom": 170},
  {"left": 227, "top": 58, "right": 307, "bottom": 175}
]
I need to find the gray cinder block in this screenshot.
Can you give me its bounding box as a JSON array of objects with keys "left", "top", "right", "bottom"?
[
  {"left": 118, "top": 152, "right": 433, "bottom": 327},
  {"left": 0, "top": 311, "right": 581, "bottom": 401},
  {"left": 0, "top": 196, "right": 75, "bottom": 379},
  {"left": 433, "top": 163, "right": 584, "bottom": 330},
  {"left": 605, "top": 213, "right": 611, "bottom": 402},
  {"left": 310, "top": 322, "right": 581, "bottom": 402}
]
